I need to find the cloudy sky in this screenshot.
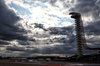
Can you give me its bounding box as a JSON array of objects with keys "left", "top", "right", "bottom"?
[{"left": 0, "top": 0, "right": 100, "bottom": 57}]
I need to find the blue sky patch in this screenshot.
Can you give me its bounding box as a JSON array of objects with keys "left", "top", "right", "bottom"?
[
  {"left": 51, "top": 14, "right": 74, "bottom": 24},
  {"left": 9, "top": 2, "right": 31, "bottom": 16}
]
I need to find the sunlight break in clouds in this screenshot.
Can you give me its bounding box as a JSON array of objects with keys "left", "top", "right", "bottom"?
[
  {"left": 6, "top": 0, "right": 74, "bottom": 28},
  {"left": 0, "top": 0, "right": 99, "bottom": 57},
  {"left": 3, "top": 0, "right": 76, "bottom": 57}
]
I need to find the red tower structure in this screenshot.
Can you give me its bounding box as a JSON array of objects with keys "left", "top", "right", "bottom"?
[{"left": 69, "top": 12, "right": 100, "bottom": 57}]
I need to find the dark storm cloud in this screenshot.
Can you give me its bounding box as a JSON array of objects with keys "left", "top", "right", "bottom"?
[
  {"left": 19, "top": 53, "right": 31, "bottom": 57},
  {"left": 62, "top": 0, "right": 75, "bottom": 8},
  {"left": 1, "top": 33, "right": 28, "bottom": 41},
  {"left": 52, "top": 34, "right": 76, "bottom": 44},
  {"left": 17, "top": 38, "right": 35, "bottom": 45},
  {"left": 15, "top": 34, "right": 77, "bottom": 56},
  {"left": 0, "top": 0, "right": 28, "bottom": 41},
  {"left": 47, "top": 26, "right": 77, "bottom": 55},
  {"left": 20, "top": 44, "right": 77, "bottom": 56},
  {"left": 69, "top": 0, "right": 100, "bottom": 20},
  {"left": 85, "top": 20, "right": 100, "bottom": 35},
  {"left": 40, "top": 45, "right": 77, "bottom": 54},
  {"left": 34, "top": 23, "right": 48, "bottom": 31},
  {"left": 19, "top": 34, "right": 77, "bottom": 56},
  {"left": 0, "top": 40, "right": 9, "bottom": 45},
  {"left": 66, "top": 0, "right": 100, "bottom": 48},
  {"left": 6, "top": 46, "right": 25, "bottom": 51},
  {"left": 49, "top": 0, "right": 57, "bottom": 6},
  {"left": 17, "top": 40, "right": 29, "bottom": 45},
  {"left": 48, "top": 26, "right": 74, "bottom": 35}
]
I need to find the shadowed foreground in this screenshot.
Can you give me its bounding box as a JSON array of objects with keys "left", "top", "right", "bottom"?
[
  {"left": 0, "top": 59, "right": 100, "bottom": 66},
  {"left": 0, "top": 61, "right": 47, "bottom": 66}
]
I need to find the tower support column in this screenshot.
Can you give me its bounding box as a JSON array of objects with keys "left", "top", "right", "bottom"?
[{"left": 69, "top": 12, "right": 83, "bottom": 57}]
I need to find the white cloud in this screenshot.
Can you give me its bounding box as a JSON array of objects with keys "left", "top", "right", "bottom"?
[
  {"left": 6, "top": 0, "right": 73, "bottom": 28},
  {"left": 61, "top": 21, "right": 74, "bottom": 27},
  {"left": 3, "top": 0, "right": 80, "bottom": 56}
]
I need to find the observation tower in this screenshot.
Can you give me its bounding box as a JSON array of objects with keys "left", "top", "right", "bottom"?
[{"left": 69, "top": 12, "right": 100, "bottom": 57}]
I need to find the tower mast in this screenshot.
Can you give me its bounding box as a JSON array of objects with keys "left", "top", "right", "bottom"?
[
  {"left": 69, "top": 12, "right": 83, "bottom": 57},
  {"left": 69, "top": 12, "right": 100, "bottom": 57}
]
